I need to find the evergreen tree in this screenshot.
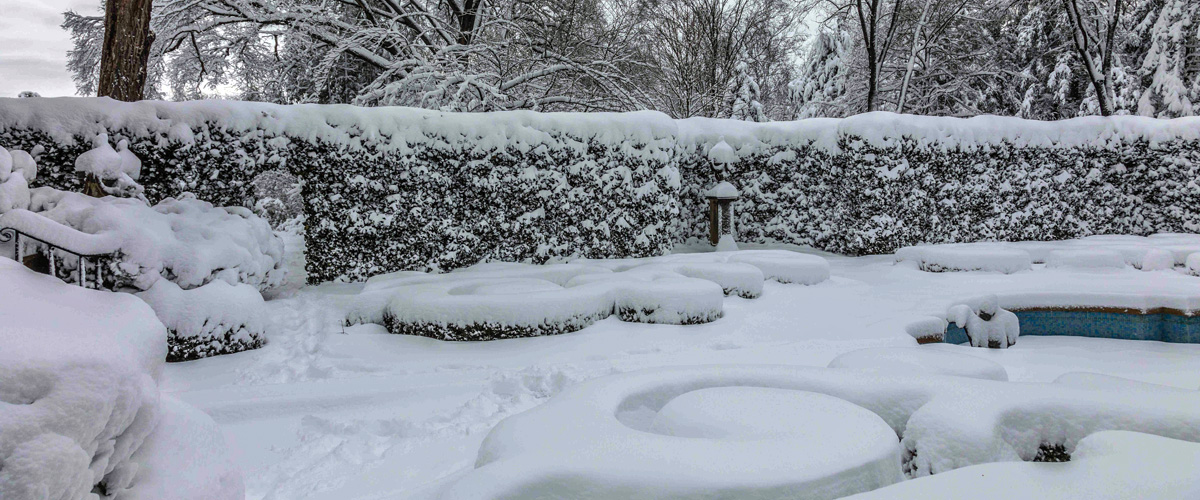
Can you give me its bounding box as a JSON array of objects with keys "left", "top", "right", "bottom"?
[
  {"left": 728, "top": 60, "right": 769, "bottom": 121},
  {"left": 1138, "top": 0, "right": 1200, "bottom": 116}
]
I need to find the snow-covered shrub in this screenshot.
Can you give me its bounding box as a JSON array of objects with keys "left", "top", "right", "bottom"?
[
  {"left": 136, "top": 279, "right": 270, "bottom": 362},
  {"left": 382, "top": 278, "right": 614, "bottom": 341},
  {"left": 74, "top": 132, "right": 145, "bottom": 201},
  {"left": 948, "top": 296, "right": 1020, "bottom": 348},
  {"left": 677, "top": 114, "right": 1200, "bottom": 256},
  {"left": 567, "top": 268, "right": 726, "bottom": 325},
  {"left": 29, "top": 189, "right": 285, "bottom": 292},
  {"left": 0, "top": 258, "right": 165, "bottom": 499},
  {"left": 896, "top": 244, "right": 1033, "bottom": 274},
  {"left": 0, "top": 145, "right": 34, "bottom": 213}
]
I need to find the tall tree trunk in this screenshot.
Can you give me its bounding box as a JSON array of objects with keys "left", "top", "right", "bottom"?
[
  {"left": 98, "top": 0, "right": 155, "bottom": 101},
  {"left": 1061, "top": 0, "right": 1115, "bottom": 116}
]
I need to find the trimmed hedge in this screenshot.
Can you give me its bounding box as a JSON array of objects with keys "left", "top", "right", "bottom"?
[{"left": 3, "top": 99, "right": 1198, "bottom": 284}]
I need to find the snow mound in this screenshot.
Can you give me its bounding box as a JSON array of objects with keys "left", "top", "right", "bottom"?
[
  {"left": 727, "top": 250, "right": 831, "bottom": 284},
  {"left": 1188, "top": 253, "right": 1200, "bottom": 277},
  {"left": 446, "top": 364, "right": 1200, "bottom": 498},
  {"left": 896, "top": 244, "right": 1032, "bottom": 274},
  {"left": 0, "top": 258, "right": 165, "bottom": 500},
  {"left": 1045, "top": 249, "right": 1126, "bottom": 269},
  {"left": 0, "top": 146, "right": 32, "bottom": 213},
  {"left": 383, "top": 278, "right": 613, "bottom": 341},
  {"left": 948, "top": 296, "right": 1020, "bottom": 348},
  {"left": 1052, "top": 372, "right": 1193, "bottom": 394},
  {"left": 28, "top": 189, "right": 286, "bottom": 292},
  {"left": 828, "top": 347, "right": 1008, "bottom": 381},
  {"left": 637, "top": 261, "right": 764, "bottom": 298},
  {"left": 137, "top": 279, "right": 271, "bottom": 362},
  {"left": 568, "top": 268, "right": 725, "bottom": 325},
  {"left": 115, "top": 396, "right": 243, "bottom": 500},
  {"left": 843, "top": 431, "right": 1200, "bottom": 500}
]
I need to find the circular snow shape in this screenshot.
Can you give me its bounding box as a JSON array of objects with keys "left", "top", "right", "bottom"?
[
  {"left": 383, "top": 278, "right": 612, "bottom": 341},
  {"left": 650, "top": 387, "right": 898, "bottom": 444},
  {"left": 568, "top": 270, "right": 725, "bottom": 325},
  {"left": 895, "top": 244, "right": 1032, "bottom": 274},
  {"left": 828, "top": 347, "right": 1008, "bottom": 381},
  {"left": 634, "top": 262, "right": 764, "bottom": 298},
  {"left": 727, "top": 250, "right": 831, "bottom": 285},
  {"left": 1045, "top": 249, "right": 1126, "bottom": 269}
]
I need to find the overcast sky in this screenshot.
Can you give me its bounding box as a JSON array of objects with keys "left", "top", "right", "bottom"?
[{"left": 0, "top": 0, "right": 100, "bottom": 98}]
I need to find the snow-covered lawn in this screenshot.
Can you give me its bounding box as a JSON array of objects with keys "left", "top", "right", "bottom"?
[{"left": 151, "top": 240, "right": 1200, "bottom": 500}]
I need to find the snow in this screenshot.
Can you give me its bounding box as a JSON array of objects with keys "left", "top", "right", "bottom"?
[
  {"left": 27, "top": 189, "right": 286, "bottom": 291},
  {"left": 896, "top": 244, "right": 1032, "bottom": 274},
  {"left": 704, "top": 180, "right": 739, "bottom": 198},
  {"left": 137, "top": 279, "right": 271, "bottom": 361},
  {"left": 117, "top": 396, "right": 244, "bottom": 500},
  {"left": 898, "top": 235, "right": 1200, "bottom": 275},
  {"left": 1045, "top": 249, "right": 1126, "bottom": 269},
  {"left": 133, "top": 238, "right": 1200, "bottom": 500},
  {"left": 828, "top": 347, "right": 1008, "bottom": 381},
  {"left": 843, "top": 431, "right": 1200, "bottom": 499},
  {"left": 1188, "top": 253, "right": 1200, "bottom": 276},
  {"left": 706, "top": 139, "right": 738, "bottom": 165},
  {"left": 0, "top": 258, "right": 164, "bottom": 500},
  {"left": 443, "top": 362, "right": 1200, "bottom": 497}
]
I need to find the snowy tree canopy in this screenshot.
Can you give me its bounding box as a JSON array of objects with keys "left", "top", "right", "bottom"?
[{"left": 60, "top": 0, "right": 1196, "bottom": 118}]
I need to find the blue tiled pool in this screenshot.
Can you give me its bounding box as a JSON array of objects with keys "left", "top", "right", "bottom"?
[{"left": 943, "top": 310, "right": 1200, "bottom": 345}]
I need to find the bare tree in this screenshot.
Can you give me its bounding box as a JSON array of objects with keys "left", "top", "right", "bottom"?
[
  {"left": 98, "top": 0, "right": 155, "bottom": 101},
  {"left": 1060, "top": 0, "right": 1123, "bottom": 115}
]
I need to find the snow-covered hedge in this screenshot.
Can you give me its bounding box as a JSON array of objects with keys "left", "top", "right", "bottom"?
[
  {"left": 677, "top": 114, "right": 1200, "bottom": 255},
  {"left": 4, "top": 98, "right": 1198, "bottom": 280}
]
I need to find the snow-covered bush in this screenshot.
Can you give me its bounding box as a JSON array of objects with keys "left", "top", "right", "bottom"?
[
  {"left": 677, "top": 114, "right": 1200, "bottom": 256},
  {"left": 383, "top": 278, "right": 614, "bottom": 341},
  {"left": 28, "top": 189, "right": 285, "bottom": 292},
  {"left": 0, "top": 146, "right": 35, "bottom": 213},
  {"left": 896, "top": 244, "right": 1033, "bottom": 274},
  {"left": 0, "top": 258, "right": 165, "bottom": 499},
  {"left": 137, "top": 279, "right": 270, "bottom": 361}
]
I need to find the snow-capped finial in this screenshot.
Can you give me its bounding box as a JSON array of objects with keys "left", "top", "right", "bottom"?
[
  {"left": 116, "top": 139, "right": 142, "bottom": 181},
  {"left": 75, "top": 131, "right": 122, "bottom": 179},
  {"left": 707, "top": 136, "right": 737, "bottom": 168}
]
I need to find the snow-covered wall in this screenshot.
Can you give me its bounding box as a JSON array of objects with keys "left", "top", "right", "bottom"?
[{"left": 2, "top": 98, "right": 1197, "bottom": 281}]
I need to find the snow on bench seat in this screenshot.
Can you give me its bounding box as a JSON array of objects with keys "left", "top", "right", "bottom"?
[{"left": 896, "top": 244, "right": 1033, "bottom": 274}]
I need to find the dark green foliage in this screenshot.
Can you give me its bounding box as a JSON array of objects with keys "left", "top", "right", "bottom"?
[
  {"left": 167, "top": 326, "right": 267, "bottom": 362},
  {"left": 678, "top": 136, "right": 1200, "bottom": 255}
]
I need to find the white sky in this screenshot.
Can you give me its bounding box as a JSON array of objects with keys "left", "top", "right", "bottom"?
[{"left": 0, "top": 0, "right": 100, "bottom": 98}]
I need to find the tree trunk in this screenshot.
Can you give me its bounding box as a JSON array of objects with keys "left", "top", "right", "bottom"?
[
  {"left": 897, "top": 0, "right": 933, "bottom": 113},
  {"left": 98, "top": 0, "right": 155, "bottom": 101}
]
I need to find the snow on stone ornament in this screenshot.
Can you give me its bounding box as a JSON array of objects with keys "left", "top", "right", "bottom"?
[
  {"left": 948, "top": 295, "right": 1021, "bottom": 348},
  {"left": 705, "top": 138, "right": 741, "bottom": 252}
]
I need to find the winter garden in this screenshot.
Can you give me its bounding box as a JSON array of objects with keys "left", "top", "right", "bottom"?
[{"left": 3, "top": 0, "right": 1200, "bottom": 499}]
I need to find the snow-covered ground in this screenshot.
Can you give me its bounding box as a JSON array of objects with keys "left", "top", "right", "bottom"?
[{"left": 155, "top": 239, "right": 1200, "bottom": 500}]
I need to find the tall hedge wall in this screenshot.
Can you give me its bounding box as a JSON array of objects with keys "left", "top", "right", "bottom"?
[
  {"left": 676, "top": 115, "right": 1200, "bottom": 255},
  {"left": 2, "top": 98, "right": 1197, "bottom": 284}
]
